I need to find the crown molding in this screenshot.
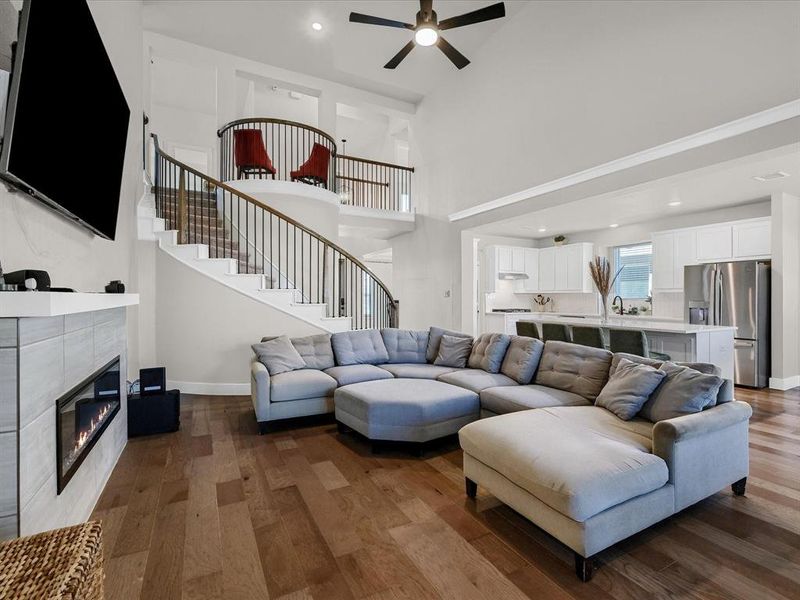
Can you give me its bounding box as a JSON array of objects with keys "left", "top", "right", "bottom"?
[{"left": 449, "top": 99, "right": 800, "bottom": 222}]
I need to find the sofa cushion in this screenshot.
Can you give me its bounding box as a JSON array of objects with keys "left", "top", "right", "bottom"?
[
  {"left": 434, "top": 334, "right": 474, "bottom": 368},
  {"left": 500, "top": 336, "right": 545, "bottom": 384},
  {"left": 535, "top": 341, "right": 612, "bottom": 401},
  {"left": 459, "top": 407, "right": 667, "bottom": 521},
  {"left": 324, "top": 364, "right": 394, "bottom": 386},
  {"left": 595, "top": 358, "right": 667, "bottom": 420},
  {"left": 270, "top": 369, "right": 338, "bottom": 403},
  {"left": 468, "top": 333, "right": 512, "bottom": 373},
  {"left": 480, "top": 384, "right": 589, "bottom": 414},
  {"left": 252, "top": 336, "right": 306, "bottom": 376},
  {"left": 380, "top": 329, "right": 429, "bottom": 364},
  {"left": 639, "top": 362, "right": 724, "bottom": 422},
  {"left": 331, "top": 330, "right": 390, "bottom": 365},
  {"left": 290, "top": 333, "right": 335, "bottom": 370},
  {"left": 426, "top": 326, "right": 472, "bottom": 363},
  {"left": 438, "top": 369, "right": 518, "bottom": 393},
  {"left": 335, "top": 379, "right": 479, "bottom": 429},
  {"left": 609, "top": 352, "right": 662, "bottom": 376},
  {"left": 378, "top": 363, "right": 462, "bottom": 379}
]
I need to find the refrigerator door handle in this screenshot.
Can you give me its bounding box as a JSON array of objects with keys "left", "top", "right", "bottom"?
[
  {"left": 715, "top": 268, "right": 723, "bottom": 326},
  {"left": 708, "top": 266, "right": 717, "bottom": 326}
]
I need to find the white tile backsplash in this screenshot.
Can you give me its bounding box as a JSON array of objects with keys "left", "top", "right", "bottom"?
[{"left": 653, "top": 291, "right": 684, "bottom": 319}]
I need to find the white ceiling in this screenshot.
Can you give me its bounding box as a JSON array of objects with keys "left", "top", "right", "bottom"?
[
  {"left": 474, "top": 145, "right": 800, "bottom": 239},
  {"left": 142, "top": 1, "right": 527, "bottom": 104}
]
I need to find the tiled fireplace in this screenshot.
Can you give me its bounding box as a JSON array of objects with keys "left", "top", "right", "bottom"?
[{"left": 0, "top": 293, "right": 138, "bottom": 541}]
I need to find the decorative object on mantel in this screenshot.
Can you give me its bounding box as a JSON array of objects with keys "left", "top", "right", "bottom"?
[
  {"left": 104, "top": 280, "right": 125, "bottom": 293},
  {"left": 553, "top": 235, "right": 566, "bottom": 247},
  {"left": 533, "top": 294, "right": 553, "bottom": 312},
  {"left": 0, "top": 521, "right": 105, "bottom": 600},
  {"left": 0, "top": 260, "right": 14, "bottom": 292},
  {"left": 2, "top": 269, "right": 51, "bottom": 291},
  {"left": 588, "top": 256, "right": 623, "bottom": 323}
]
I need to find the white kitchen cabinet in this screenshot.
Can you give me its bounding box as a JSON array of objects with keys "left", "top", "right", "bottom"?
[
  {"left": 554, "top": 247, "right": 569, "bottom": 291},
  {"left": 497, "top": 246, "right": 512, "bottom": 272},
  {"left": 538, "top": 247, "right": 556, "bottom": 291},
  {"left": 511, "top": 247, "right": 525, "bottom": 272},
  {"left": 517, "top": 248, "right": 539, "bottom": 292},
  {"left": 651, "top": 232, "right": 675, "bottom": 290},
  {"left": 733, "top": 220, "right": 770, "bottom": 258},
  {"left": 652, "top": 230, "right": 697, "bottom": 290},
  {"left": 696, "top": 225, "right": 733, "bottom": 262}
]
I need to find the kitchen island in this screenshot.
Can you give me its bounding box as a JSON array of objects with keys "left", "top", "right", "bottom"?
[{"left": 483, "top": 311, "right": 736, "bottom": 380}]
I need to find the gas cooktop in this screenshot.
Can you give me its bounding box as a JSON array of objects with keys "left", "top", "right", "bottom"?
[{"left": 491, "top": 308, "right": 533, "bottom": 313}]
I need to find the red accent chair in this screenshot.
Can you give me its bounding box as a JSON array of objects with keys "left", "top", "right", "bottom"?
[
  {"left": 233, "top": 129, "right": 276, "bottom": 179},
  {"left": 290, "top": 143, "right": 331, "bottom": 187}
]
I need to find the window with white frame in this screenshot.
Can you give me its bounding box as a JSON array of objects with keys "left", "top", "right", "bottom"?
[{"left": 613, "top": 243, "right": 652, "bottom": 299}]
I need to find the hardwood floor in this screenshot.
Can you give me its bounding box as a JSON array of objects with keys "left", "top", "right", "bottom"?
[{"left": 92, "top": 387, "right": 800, "bottom": 600}]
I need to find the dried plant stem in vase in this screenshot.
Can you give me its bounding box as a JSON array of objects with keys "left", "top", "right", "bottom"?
[{"left": 588, "top": 256, "right": 624, "bottom": 322}]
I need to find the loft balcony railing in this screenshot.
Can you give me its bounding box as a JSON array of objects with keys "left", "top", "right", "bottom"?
[
  {"left": 152, "top": 133, "right": 398, "bottom": 330},
  {"left": 217, "top": 117, "right": 413, "bottom": 213}
]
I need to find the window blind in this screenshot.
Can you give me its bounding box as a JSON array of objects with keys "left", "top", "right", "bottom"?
[{"left": 613, "top": 243, "right": 652, "bottom": 299}]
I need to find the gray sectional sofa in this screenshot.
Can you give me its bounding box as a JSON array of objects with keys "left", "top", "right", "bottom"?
[{"left": 250, "top": 327, "right": 751, "bottom": 582}]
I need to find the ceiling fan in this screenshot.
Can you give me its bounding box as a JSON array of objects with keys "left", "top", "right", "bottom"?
[{"left": 349, "top": 1, "right": 506, "bottom": 70}]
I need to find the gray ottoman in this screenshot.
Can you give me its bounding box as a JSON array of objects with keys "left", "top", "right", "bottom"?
[{"left": 334, "top": 378, "right": 480, "bottom": 448}]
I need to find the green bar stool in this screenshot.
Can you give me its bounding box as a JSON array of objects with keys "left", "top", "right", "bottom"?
[
  {"left": 542, "top": 323, "right": 571, "bottom": 343},
  {"left": 608, "top": 329, "right": 671, "bottom": 361},
  {"left": 515, "top": 321, "right": 540, "bottom": 339},
  {"left": 570, "top": 326, "right": 605, "bottom": 349}
]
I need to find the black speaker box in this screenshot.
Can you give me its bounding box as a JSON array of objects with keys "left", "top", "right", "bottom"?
[{"left": 140, "top": 367, "right": 166, "bottom": 396}]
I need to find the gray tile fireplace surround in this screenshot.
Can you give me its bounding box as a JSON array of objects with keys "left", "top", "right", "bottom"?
[{"left": 0, "top": 307, "right": 128, "bottom": 541}]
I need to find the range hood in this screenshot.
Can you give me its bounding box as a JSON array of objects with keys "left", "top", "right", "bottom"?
[{"left": 498, "top": 271, "right": 529, "bottom": 280}]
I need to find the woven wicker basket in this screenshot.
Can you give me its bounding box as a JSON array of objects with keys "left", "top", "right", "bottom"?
[{"left": 0, "top": 521, "right": 104, "bottom": 600}]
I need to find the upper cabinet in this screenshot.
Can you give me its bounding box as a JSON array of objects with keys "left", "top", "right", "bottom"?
[
  {"left": 518, "top": 248, "right": 540, "bottom": 293},
  {"left": 652, "top": 217, "right": 770, "bottom": 291},
  {"left": 484, "top": 243, "right": 594, "bottom": 295},
  {"left": 538, "top": 247, "right": 556, "bottom": 292}
]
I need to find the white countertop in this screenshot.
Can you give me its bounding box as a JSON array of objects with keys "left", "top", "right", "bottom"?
[
  {"left": 505, "top": 313, "right": 735, "bottom": 334},
  {"left": 0, "top": 292, "right": 139, "bottom": 317}
]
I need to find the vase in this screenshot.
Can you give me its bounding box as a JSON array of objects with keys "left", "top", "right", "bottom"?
[{"left": 600, "top": 294, "right": 610, "bottom": 323}]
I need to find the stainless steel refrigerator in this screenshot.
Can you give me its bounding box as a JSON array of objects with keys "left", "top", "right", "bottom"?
[{"left": 684, "top": 260, "right": 770, "bottom": 388}]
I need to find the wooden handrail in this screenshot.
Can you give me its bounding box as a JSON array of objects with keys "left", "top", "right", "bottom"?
[
  {"left": 337, "top": 154, "right": 414, "bottom": 173},
  {"left": 151, "top": 133, "right": 396, "bottom": 314},
  {"left": 217, "top": 117, "right": 337, "bottom": 154}
]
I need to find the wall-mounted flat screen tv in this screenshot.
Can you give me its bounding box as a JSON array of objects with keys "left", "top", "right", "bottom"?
[{"left": 0, "top": 0, "right": 129, "bottom": 240}]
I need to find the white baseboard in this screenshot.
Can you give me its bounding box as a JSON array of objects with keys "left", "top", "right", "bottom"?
[
  {"left": 768, "top": 375, "right": 800, "bottom": 391},
  {"left": 168, "top": 380, "right": 250, "bottom": 396}
]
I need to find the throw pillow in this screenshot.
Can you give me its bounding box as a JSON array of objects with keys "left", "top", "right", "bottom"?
[
  {"left": 500, "top": 336, "right": 545, "bottom": 384},
  {"left": 468, "top": 333, "right": 512, "bottom": 373},
  {"left": 434, "top": 334, "right": 473, "bottom": 368},
  {"left": 290, "top": 333, "right": 335, "bottom": 370},
  {"left": 426, "top": 326, "right": 472, "bottom": 363},
  {"left": 639, "top": 362, "right": 724, "bottom": 422},
  {"left": 595, "top": 358, "right": 667, "bottom": 420},
  {"left": 252, "top": 336, "right": 306, "bottom": 376}
]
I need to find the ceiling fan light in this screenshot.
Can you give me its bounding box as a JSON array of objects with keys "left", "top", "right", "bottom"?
[{"left": 414, "top": 26, "right": 438, "bottom": 46}]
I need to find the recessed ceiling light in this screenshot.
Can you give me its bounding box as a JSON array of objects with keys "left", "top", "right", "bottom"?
[
  {"left": 311, "top": 22, "right": 323, "bottom": 31},
  {"left": 538, "top": 227, "right": 547, "bottom": 233},
  {"left": 609, "top": 223, "right": 619, "bottom": 228},
  {"left": 752, "top": 171, "right": 789, "bottom": 182},
  {"left": 668, "top": 201, "right": 682, "bottom": 207}
]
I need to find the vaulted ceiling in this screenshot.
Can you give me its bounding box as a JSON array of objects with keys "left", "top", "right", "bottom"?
[{"left": 143, "top": 1, "right": 528, "bottom": 104}]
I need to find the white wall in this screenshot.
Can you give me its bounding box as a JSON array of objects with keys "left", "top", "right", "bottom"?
[
  {"left": 0, "top": 1, "right": 143, "bottom": 375},
  {"left": 395, "top": 0, "right": 800, "bottom": 331},
  {"left": 770, "top": 192, "right": 800, "bottom": 389},
  {"left": 144, "top": 31, "right": 416, "bottom": 180},
  {"left": 155, "top": 251, "right": 324, "bottom": 392}
]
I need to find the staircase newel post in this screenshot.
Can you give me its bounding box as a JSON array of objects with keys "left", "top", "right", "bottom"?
[{"left": 177, "top": 169, "right": 187, "bottom": 244}]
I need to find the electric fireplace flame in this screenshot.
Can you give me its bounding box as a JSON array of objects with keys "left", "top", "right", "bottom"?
[
  {"left": 64, "top": 402, "right": 113, "bottom": 470},
  {"left": 56, "top": 357, "right": 121, "bottom": 494}
]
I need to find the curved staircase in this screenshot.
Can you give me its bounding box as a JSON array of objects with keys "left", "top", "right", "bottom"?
[{"left": 141, "top": 134, "right": 397, "bottom": 333}]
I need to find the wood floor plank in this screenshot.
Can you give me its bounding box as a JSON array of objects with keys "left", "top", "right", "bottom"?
[{"left": 92, "top": 390, "right": 800, "bottom": 600}]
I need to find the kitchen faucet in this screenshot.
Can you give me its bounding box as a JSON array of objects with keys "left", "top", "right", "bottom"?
[{"left": 612, "top": 295, "right": 625, "bottom": 316}]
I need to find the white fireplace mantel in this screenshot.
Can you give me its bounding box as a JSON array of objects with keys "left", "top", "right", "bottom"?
[{"left": 0, "top": 291, "right": 139, "bottom": 317}]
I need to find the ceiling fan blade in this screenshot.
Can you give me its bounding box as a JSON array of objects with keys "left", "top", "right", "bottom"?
[
  {"left": 438, "top": 2, "right": 506, "bottom": 31},
  {"left": 436, "top": 36, "right": 470, "bottom": 69},
  {"left": 349, "top": 12, "right": 414, "bottom": 30},
  {"left": 384, "top": 40, "right": 416, "bottom": 69}
]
